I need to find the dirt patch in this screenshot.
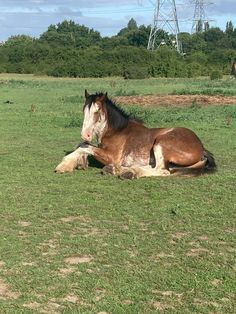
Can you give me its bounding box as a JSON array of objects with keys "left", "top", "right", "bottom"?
[{"left": 115, "top": 95, "right": 236, "bottom": 107}]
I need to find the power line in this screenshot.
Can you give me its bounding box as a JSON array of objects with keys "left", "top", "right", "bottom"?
[
  {"left": 191, "top": 0, "right": 214, "bottom": 33},
  {"left": 147, "top": 0, "right": 183, "bottom": 54}
]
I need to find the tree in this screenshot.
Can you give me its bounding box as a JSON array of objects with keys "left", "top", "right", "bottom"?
[
  {"left": 117, "top": 18, "right": 138, "bottom": 36},
  {"left": 226, "top": 21, "right": 234, "bottom": 36},
  {"left": 39, "top": 20, "right": 101, "bottom": 48}
]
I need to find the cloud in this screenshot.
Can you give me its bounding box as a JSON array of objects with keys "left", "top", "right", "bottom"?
[
  {"left": 0, "top": 0, "right": 235, "bottom": 40},
  {"left": 211, "top": 0, "right": 236, "bottom": 15}
]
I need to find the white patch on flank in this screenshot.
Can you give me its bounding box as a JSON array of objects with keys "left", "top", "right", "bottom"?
[
  {"left": 123, "top": 153, "right": 148, "bottom": 167},
  {"left": 123, "top": 154, "right": 135, "bottom": 167}
]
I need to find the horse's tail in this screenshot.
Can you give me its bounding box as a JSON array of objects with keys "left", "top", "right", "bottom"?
[
  {"left": 203, "top": 149, "right": 217, "bottom": 173},
  {"left": 170, "top": 149, "right": 217, "bottom": 176}
]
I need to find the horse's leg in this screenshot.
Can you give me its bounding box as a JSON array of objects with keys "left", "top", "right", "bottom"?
[
  {"left": 78, "top": 143, "right": 116, "bottom": 165},
  {"left": 55, "top": 147, "right": 89, "bottom": 173},
  {"left": 119, "top": 144, "right": 170, "bottom": 179},
  {"left": 75, "top": 143, "right": 122, "bottom": 176}
]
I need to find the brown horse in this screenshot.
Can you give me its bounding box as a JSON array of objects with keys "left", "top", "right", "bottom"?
[
  {"left": 55, "top": 90, "right": 216, "bottom": 178},
  {"left": 231, "top": 61, "right": 236, "bottom": 78}
]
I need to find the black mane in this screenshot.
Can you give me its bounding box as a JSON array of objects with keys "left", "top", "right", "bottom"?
[{"left": 104, "top": 96, "right": 130, "bottom": 130}]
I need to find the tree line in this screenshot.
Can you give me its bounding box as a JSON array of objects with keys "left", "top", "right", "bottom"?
[{"left": 0, "top": 19, "right": 236, "bottom": 79}]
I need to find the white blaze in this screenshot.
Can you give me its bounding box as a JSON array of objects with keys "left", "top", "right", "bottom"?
[{"left": 81, "top": 102, "right": 107, "bottom": 142}]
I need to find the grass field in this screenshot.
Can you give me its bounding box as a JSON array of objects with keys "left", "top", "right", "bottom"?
[{"left": 0, "top": 74, "right": 235, "bottom": 313}]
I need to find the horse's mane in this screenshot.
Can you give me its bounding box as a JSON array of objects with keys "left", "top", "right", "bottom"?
[{"left": 104, "top": 96, "right": 130, "bottom": 130}]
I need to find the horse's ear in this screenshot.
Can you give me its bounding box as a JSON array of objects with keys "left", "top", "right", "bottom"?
[
  {"left": 85, "top": 89, "right": 90, "bottom": 98},
  {"left": 100, "top": 92, "right": 108, "bottom": 102}
]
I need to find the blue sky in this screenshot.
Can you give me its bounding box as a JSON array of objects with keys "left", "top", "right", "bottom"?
[{"left": 0, "top": 0, "right": 236, "bottom": 41}]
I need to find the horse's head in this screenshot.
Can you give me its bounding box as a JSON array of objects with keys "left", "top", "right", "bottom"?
[{"left": 81, "top": 90, "right": 108, "bottom": 142}]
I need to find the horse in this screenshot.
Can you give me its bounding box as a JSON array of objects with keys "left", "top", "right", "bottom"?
[
  {"left": 55, "top": 90, "right": 217, "bottom": 179},
  {"left": 231, "top": 61, "right": 236, "bottom": 78}
]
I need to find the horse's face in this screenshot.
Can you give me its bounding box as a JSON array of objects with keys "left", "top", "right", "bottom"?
[{"left": 81, "top": 90, "right": 107, "bottom": 142}]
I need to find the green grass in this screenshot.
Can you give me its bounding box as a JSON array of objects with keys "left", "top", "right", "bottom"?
[{"left": 0, "top": 75, "right": 235, "bottom": 313}]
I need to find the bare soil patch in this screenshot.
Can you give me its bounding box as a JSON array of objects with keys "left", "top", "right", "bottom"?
[{"left": 115, "top": 95, "right": 236, "bottom": 107}]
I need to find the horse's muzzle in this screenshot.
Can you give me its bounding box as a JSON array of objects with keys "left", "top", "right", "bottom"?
[{"left": 81, "top": 130, "right": 92, "bottom": 142}]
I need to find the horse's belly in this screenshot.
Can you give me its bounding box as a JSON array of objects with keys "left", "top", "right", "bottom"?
[{"left": 122, "top": 152, "right": 150, "bottom": 167}]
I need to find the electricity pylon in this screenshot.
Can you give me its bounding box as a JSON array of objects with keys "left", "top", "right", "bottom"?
[
  {"left": 147, "top": 0, "right": 183, "bottom": 54},
  {"left": 191, "top": 0, "right": 212, "bottom": 33}
]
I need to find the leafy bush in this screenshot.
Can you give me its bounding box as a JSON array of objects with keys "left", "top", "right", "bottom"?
[
  {"left": 0, "top": 18, "right": 236, "bottom": 79},
  {"left": 123, "top": 66, "right": 148, "bottom": 79},
  {"left": 210, "top": 70, "right": 223, "bottom": 80}
]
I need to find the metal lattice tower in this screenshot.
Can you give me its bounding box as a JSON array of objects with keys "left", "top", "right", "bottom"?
[
  {"left": 147, "top": 0, "right": 183, "bottom": 54},
  {"left": 191, "top": 0, "right": 212, "bottom": 33}
]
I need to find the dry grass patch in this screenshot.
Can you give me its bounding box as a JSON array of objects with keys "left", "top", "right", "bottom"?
[
  {"left": 0, "top": 277, "right": 21, "bottom": 300},
  {"left": 40, "top": 301, "right": 61, "bottom": 314},
  {"left": 152, "top": 301, "right": 174, "bottom": 311},
  {"left": 171, "top": 232, "right": 190, "bottom": 240},
  {"left": 194, "top": 298, "right": 221, "bottom": 308},
  {"left": 186, "top": 247, "right": 211, "bottom": 257},
  {"left": 61, "top": 294, "right": 90, "bottom": 306},
  {"left": 211, "top": 279, "right": 222, "bottom": 286},
  {"left": 94, "top": 288, "right": 106, "bottom": 302},
  {"left": 22, "top": 261, "right": 37, "bottom": 266},
  {"left": 38, "top": 239, "right": 59, "bottom": 257},
  {"left": 23, "top": 302, "right": 41, "bottom": 310},
  {"left": 60, "top": 215, "right": 91, "bottom": 223},
  {"left": 58, "top": 267, "right": 77, "bottom": 277},
  {"left": 64, "top": 256, "right": 93, "bottom": 265},
  {"left": 0, "top": 261, "right": 6, "bottom": 268},
  {"left": 155, "top": 252, "right": 175, "bottom": 259},
  {"left": 18, "top": 221, "right": 31, "bottom": 227}
]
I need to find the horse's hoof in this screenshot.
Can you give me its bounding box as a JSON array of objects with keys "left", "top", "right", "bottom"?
[
  {"left": 157, "top": 169, "right": 170, "bottom": 176},
  {"left": 54, "top": 162, "right": 75, "bottom": 173},
  {"left": 119, "top": 171, "right": 137, "bottom": 180},
  {"left": 102, "top": 165, "right": 116, "bottom": 175}
]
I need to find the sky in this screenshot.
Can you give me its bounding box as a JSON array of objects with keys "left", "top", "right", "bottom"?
[{"left": 0, "top": 0, "right": 236, "bottom": 41}]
